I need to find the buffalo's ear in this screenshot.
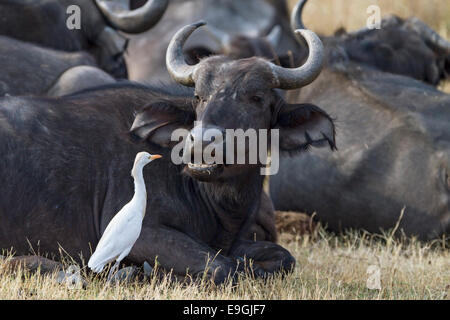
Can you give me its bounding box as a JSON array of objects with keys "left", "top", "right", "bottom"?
[
  {"left": 130, "top": 100, "right": 195, "bottom": 148},
  {"left": 273, "top": 103, "right": 336, "bottom": 152}
]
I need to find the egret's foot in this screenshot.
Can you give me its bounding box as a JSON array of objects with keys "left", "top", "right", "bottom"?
[{"left": 106, "top": 261, "right": 121, "bottom": 282}]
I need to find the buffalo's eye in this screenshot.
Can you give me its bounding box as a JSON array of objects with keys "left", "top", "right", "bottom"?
[
  {"left": 194, "top": 95, "right": 202, "bottom": 103},
  {"left": 252, "top": 96, "right": 264, "bottom": 104}
]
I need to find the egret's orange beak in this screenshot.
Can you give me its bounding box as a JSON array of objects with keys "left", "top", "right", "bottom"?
[{"left": 150, "top": 154, "right": 162, "bottom": 160}]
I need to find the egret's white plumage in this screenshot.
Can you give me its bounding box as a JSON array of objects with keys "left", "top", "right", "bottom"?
[{"left": 88, "top": 152, "right": 161, "bottom": 276}]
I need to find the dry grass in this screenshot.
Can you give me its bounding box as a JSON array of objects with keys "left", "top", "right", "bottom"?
[
  {"left": 287, "top": 0, "right": 450, "bottom": 92},
  {"left": 440, "top": 81, "right": 450, "bottom": 93},
  {"left": 0, "top": 1, "right": 449, "bottom": 301},
  {"left": 1, "top": 223, "right": 448, "bottom": 300}
]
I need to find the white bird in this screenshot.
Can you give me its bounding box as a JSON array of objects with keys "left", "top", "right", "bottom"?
[{"left": 88, "top": 151, "right": 162, "bottom": 279}]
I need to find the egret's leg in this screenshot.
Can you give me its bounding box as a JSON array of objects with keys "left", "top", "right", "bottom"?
[{"left": 107, "top": 261, "right": 120, "bottom": 280}]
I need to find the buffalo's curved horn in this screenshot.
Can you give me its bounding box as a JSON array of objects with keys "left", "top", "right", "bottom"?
[
  {"left": 95, "top": 0, "right": 169, "bottom": 34},
  {"left": 265, "top": 25, "right": 282, "bottom": 47},
  {"left": 406, "top": 17, "right": 450, "bottom": 53},
  {"left": 269, "top": 29, "right": 324, "bottom": 89},
  {"left": 291, "top": 0, "right": 308, "bottom": 31},
  {"left": 166, "top": 21, "right": 206, "bottom": 87}
]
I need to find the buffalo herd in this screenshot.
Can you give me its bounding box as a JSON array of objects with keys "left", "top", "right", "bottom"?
[{"left": 0, "top": 0, "right": 449, "bottom": 284}]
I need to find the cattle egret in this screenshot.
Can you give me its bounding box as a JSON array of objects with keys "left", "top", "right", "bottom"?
[{"left": 88, "top": 152, "right": 162, "bottom": 279}]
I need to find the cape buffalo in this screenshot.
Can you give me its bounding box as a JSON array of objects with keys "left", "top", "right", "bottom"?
[
  {"left": 292, "top": 0, "right": 450, "bottom": 86},
  {"left": 181, "top": 0, "right": 450, "bottom": 84},
  {"left": 125, "top": 0, "right": 301, "bottom": 83},
  {"left": 269, "top": 2, "right": 450, "bottom": 239},
  {"left": 0, "top": 23, "right": 334, "bottom": 283},
  {"left": 0, "top": 36, "right": 115, "bottom": 97},
  {"left": 0, "top": 0, "right": 168, "bottom": 78}
]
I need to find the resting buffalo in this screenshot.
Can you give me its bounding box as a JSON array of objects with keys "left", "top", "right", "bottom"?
[
  {"left": 0, "top": 36, "right": 115, "bottom": 97},
  {"left": 269, "top": 2, "right": 450, "bottom": 239},
  {"left": 125, "top": 0, "right": 301, "bottom": 83},
  {"left": 292, "top": 0, "right": 450, "bottom": 86},
  {"left": 178, "top": 0, "right": 450, "bottom": 84},
  {"left": 0, "top": 0, "right": 168, "bottom": 78},
  {"left": 0, "top": 23, "right": 334, "bottom": 283}
]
